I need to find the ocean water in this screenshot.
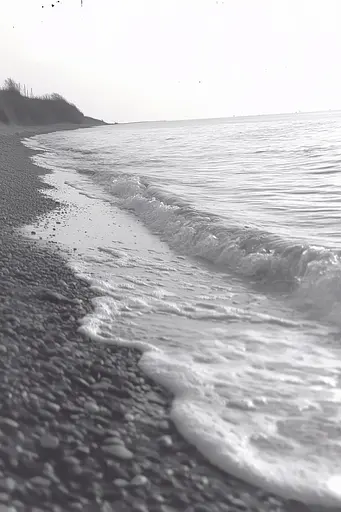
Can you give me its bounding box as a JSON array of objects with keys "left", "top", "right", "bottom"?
[{"left": 24, "top": 112, "right": 341, "bottom": 507}]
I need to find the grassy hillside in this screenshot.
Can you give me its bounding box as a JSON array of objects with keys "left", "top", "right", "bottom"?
[{"left": 0, "top": 79, "right": 106, "bottom": 126}]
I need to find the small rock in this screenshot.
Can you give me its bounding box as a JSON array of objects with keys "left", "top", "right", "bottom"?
[
  {"left": 91, "top": 381, "right": 112, "bottom": 391},
  {"left": 132, "top": 504, "right": 149, "bottom": 512},
  {"left": 101, "top": 503, "right": 114, "bottom": 512},
  {"left": 227, "top": 495, "right": 248, "bottom": 510},
  {"left": 105, "top": 461, "right": 130, "bottom": 480},
  {"left": 2, "top": 478, "right": 15, "bottom": 492},
  {"left": 215, "top": 504, "right": 231, "bottom": 512},
  {"left": 75, "top": 446, "right": 90, "bottom": 457},
  {"left": 0, "top": 494, "right": 8, "bottom": 504},
  {"left": 84, "top": 401, "right": 100, "bottom": 414},
  {"left": 74, "top": 377, "right": 90, "bottom": 389},
  {"left": 146, "top": 390, "right": 165, "bottom": 405},
  {"left": 35, "top": 288, "right": 76, "bottom": 304},
  {"left": 0, "top": 418, "right": 18, "bottom": 434},
  {"left": 86, "top": 425, "right": 105, "bottom": 437},
  {"left": 39, "top": 434, "right": 60, "bottom": 450},
  {"left": 103, "top": 437, "right": 123, "bottom": 446},
  {"left": 159, "top": 420, "right": 170, "bottom": 431},
  {"left": 114, "top": 479, "right": 129, "bottom": 487},
  {"left": 102, "top": 445, "right": 133, "bottom": 460},
  {"left": 43, "top": 463, "right": 60, "bottom": 483},
  {"left": 153, "top": 494, "right": 165, "bottom": 503},
  {"left": 267, "top": 497, "right": 282, "bottom": 507},
  {"left": 131, "top": 475, "right": 149, "bottom": 487},
  {"left": 105, "top": 430, "right": 120, "bottom": 437},
  {"left": 63, "top": 456, "right": 80, "bottom": 467},
  {"left": 192, "top": 505, "right": 213, "bottom": 512},
  {"left": 45, "top": 401, "right": 61, "bottom": 413},
  {"left": 0, "top": 346, "right": 7, "bottom": 355},
  {"left": 29, "top": 476, "right": 51, "bottom": 487},
  {"left": 159, "top": 435, "right": 173, "bottom": 448}
]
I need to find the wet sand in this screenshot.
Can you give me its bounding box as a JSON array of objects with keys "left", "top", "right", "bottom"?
[{"left": 0, "top": 122, "right": 322, "bottom": 511}]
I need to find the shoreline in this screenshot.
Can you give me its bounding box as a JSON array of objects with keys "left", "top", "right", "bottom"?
[
  {"left": 0, "top": 121, "right": 105, "bottom": 138},
  {"left": 0, "top": 123, "right": 320, "bottom": 511}
]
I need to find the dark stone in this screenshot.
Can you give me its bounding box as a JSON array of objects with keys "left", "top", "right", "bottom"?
[
  {"left": 39, "top": 434, "right": 60, "bottom": 450},
  {"left": 34, "top": 288, "right": 77, "bottom": 305}
]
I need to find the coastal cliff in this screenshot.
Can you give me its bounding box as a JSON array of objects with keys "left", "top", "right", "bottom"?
[{"left": 0, "top": 78, "right": 107, "bottom": 127}]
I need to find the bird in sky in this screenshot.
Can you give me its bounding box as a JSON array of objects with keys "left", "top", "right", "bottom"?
[{"left": 41, "top": 1, "right": 83, "bottom": 7}]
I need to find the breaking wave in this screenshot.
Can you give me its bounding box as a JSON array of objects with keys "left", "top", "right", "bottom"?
[{"left": 92, "top": 171, "right": 341, "bottom": 322}]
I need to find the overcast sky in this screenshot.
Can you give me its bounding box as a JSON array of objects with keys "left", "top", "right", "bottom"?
[{"left": 1, "top": 0, "right": 340, "bottom": 122}]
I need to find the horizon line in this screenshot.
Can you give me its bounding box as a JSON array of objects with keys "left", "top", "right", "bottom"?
[{"left": 111, "top": 108, "right": 341, "bottom": 126}]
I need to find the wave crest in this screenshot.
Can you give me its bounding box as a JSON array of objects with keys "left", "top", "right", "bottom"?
[{"left": 90, "top": 172, "right": 341, "bottom": 318}]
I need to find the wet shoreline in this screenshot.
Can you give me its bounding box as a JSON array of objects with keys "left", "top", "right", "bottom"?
[{"left": 0, "top": 124, "right": 319, "bottom": 511}]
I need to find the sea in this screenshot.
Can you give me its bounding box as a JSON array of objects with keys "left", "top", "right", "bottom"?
[{"left": 23, "top": 111, "right": 341, "bottom": 508}]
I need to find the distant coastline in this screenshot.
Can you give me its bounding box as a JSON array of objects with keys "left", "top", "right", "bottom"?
[
  {"left": 118, "top": 109, "right": 341, "bottom": 126},
  {"left": 0, "top": 78, "right": 109, "bottom": 128}
]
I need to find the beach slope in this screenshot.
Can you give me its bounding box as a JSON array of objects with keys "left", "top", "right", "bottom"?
[{"left": 0, "top": 123, "right": 312, "bottom": 512}]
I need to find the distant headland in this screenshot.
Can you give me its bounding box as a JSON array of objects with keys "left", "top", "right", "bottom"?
[{"left": 0, "top": 78, "right": 108, "bottom": 127}]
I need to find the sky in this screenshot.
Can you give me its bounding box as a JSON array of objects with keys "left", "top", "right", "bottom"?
[{"left": 1, "top": 0, "right": 341, "bottom": 123}]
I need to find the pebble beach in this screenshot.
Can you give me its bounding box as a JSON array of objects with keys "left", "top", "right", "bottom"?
[{"left": 0, "top": 123, "right": 329, "bottom": 512}]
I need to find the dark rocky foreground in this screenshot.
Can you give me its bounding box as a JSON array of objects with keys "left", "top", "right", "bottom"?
[{"left": 0, "top": 129, "right": 328, "bottom": 511}]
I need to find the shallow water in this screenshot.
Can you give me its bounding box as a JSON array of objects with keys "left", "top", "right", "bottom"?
[{"left": 23, "top": 112, "right": 341, "bottom": 507}]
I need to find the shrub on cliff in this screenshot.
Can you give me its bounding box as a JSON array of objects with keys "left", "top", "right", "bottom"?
[{"left": 0, "top": 78, "right": 85, "bottom": 125}]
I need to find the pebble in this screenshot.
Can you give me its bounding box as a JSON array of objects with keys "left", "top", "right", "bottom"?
[
  {"left": 101, "top": 444, "right": 133, "bottom": 460},
  {"left": 159, "top": 420, "right": 170, "bottom": 431},
  {"left": 0, "top": 418, "right": 18, "bottom": 434},
  {"left": 76, "top": 445, "right": 90, "bottom": 456},
  {"left": 0, "top": 478, "right": 15, "bottom": 493},
  {"left": 103, "top": 436, "right": 124, "bottom": 445},
  {"left": 29, "top": 476, "right": 51, "bottom": 487},
  {"left": 35, "top": 288, "right": 74, "bottom": 304},
  {"left": 91, "top": 381, "right": 112, "bottom": 391},
  {"left": 105, "top": 430, "right": 120, "bottom": 437},
  {"left": 132, "top": 504, "right": 149, "bottom": 512},
  {"left": 0, "top": 494, "right": 8, "bottom": 504},
  {"left": 267, "top": 497, "right": 283, "bottom": 507},
  {"left": 131, "top": 475, "right": 149, "bottom": 487},
  {"left": 227, "top": 495, "right": 248, "bottom": 509},
  {"left": 193, "top": 505, "right": 214, "bottom": 512},
  {"left": 84, "top": 401, "right": 100, "bottom": 414},
  {"left": 39, "top": 433, "right": 60, "bottom": 450},
  {"left": 74, "top": 377, "right": 90, "bottom": 389},
  {"left": 102, "top": 503, "right": 115, "bottom": 512},
  {"left": 146, "top": 390, "right": 165, "bottom": 405},
  {"left": 159, "top": 435, "right": 173, "bottom": 448},
  {"left": 43, "top": 463, "right": 60, "bottom": 483},
  {"left": 114, "top": 479, "right": 129, "bottom": 487},
  {"left": 153, "top": 494, "right": 165, "bottom": 503},
  {"left": 45, "top": 401, "right": 61, "bottom": 413}
]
